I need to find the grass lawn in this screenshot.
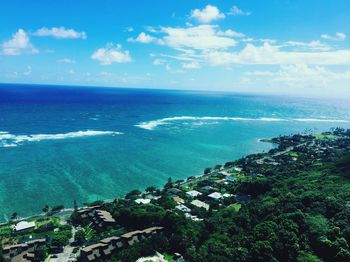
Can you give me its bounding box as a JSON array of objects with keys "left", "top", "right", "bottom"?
[
  {"left": 314, "top": 133, "right": 337, "bottom": 140},
  {"left": 163, "top": 253, "right": 174, "bottom": 261},
  {"left": 228, "top": 203, "right": 241, "bottom": 212},
  {"left": 288, "top": 151, "right": 299, "bottom": 157},
  {"left": 84, "top": 223, "right": 95, "bottom": 240},
  {"left": 35, "top": 217, "right": 60, "bottom": 228}
]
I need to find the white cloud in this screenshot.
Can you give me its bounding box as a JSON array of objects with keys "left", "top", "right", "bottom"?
[
  {"left": 182, "top": 61, "right": 201, "bottom": 69},
  {"left": 283, "top": 40, "right": 330, "bottom": 51},
  {"left": 23, "top": 66, "right": 32, "bottom": 76},
  {"left": 217, "top": 29, "right": 245, "bottom": 38},
  {"left": 2, "top": 29, "right": 38, "bottom": 55},
  {"left": 153, "top": 58, "right": 166, "bottom": 65},
  {"left": 190, "top": 5, "right": 225, "bottom": 23},
  {"left": 91, "top": 44, "right": 131, "bottom": 65},
  {"left": 57, "top": 58, "right": 76, "bottom": 64},
  {"left": 228, "top": 6, "right": 251, "bottom": 16},
  {"left": 204, "top": 43, "right": 350, "bottom": 66},
  {"left": 321, "top": 32, "right": 346, "bottom": 41},
  {"left": 125, "top": 27, "right": 134, "bottom": 32},
  {"left": 128, "top": 32, "right": 157, "bottom": 43},
  {"left": 160, "top": 25, "right": 237, "bottom": 50},
  {"left": 245, "top": 70, "right": 274, "bottom": 77},
  {"left": 244, "top": 64, "right": 350, "bottom": 90},
  {"left": 34, "top": 27, "right": 87, "bottom": 39}
]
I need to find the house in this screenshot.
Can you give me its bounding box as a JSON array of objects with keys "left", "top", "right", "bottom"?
[
  {"left": 77, "top": 207, "right": 116, "bottom": 229},
  {"left": 167, "top": 188, "right": 182, "bottom": 195},
  {"left": 77, "top": 205, "right": 101, "bottom": 218},
  {"left": 136, "top": 251, "right": 166, "bottom": 262},
  {"left": 79, "top": 227, "right": 163, "bottom": 262},
  {"left": 191, "top": 200, "right": 209, "bottom": 211},
  {"left": 185, "top": 213, "right": 203, "bottom": 222},
  {"left": 233, "top": 167, "right": 243, "bottom": 172},
  {"left": 93, "top": 210, "right": 116, "bottom": 229},
  {"left": 80, "top": 243, "right": 107, "bottom": 261},
  {"left": 135, "top": 198, "right": 151, "bottom": 204},
  {"left": 186, "top": 190, "right": 202, "bottom": 197},
  {"left": 172, "top": 196, "right": 184, "bottom": 204},
  {"left": 13, "top": 221, "right": 35, "bottom": 233},
  {"left": 175, "top": 205, "right": 191, "bottom": 213},
  {"left": 208, "top": 192, "right": 224, "bottom": 200},
  {"left": 219, "top": 171, "right": 230, "bottom": 176},
  {"left": 225, "top": 176, "right": 235, "bottom": 182},
  {"left": 2, "top": 239, "right": 46, "bottom": 262}
]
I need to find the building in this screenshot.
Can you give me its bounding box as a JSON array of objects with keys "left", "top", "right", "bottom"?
[
  {"left": 186, "top": 190, "right": 202, "bottom": 197},
  {"left": 13, "top": 221, "right": 35, "bottom": 233},
  {"left": 175, "top": 205, "right": 191, "bottom": 213},
  {"left": 191, "top": 199, "right": 210, "bottom": 211},
  {"left": 79, "top": 227, "right": 163, "bottom": 262},
  {"left": 2, "top": 239, "right": 46, "bottom": 262},
  {"left": 208, "top": 192, "right": 224, "bottom": 200},
  {"left": 77, "top": 206, "right": 116, "bottom": 229},
  {"left": 172, "top": 196, "right": 184, "bottom": 204},
  {"left": 167, "top": 188, "right": 182, "bottom": 195},
  {"left": 135, "top": 198, "right": 151, "bottom": 204},
  {"left": 93, "top": 210, "right": 117, "bottom": 228},
  {"left": 77, "top": 205, "right": 101, "bottom": 218}
]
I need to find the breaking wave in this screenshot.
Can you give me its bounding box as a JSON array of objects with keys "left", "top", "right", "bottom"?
[
  {"left": 135, "top": 116, "right": 350, "bottom": 130},
  {"left": 0, "top": 130, "right": 123, "bottom": 148}
]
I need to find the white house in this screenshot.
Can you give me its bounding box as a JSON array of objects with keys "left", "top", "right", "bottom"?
[
  {"left": 191, "top": 200, "right": 209, "bottom": 211},
  {"left": 208, "top": 192, "right": 224, "bottom": 200},
  {"left": 175, "top": 205, "right": 191, "bottom": 213},
  {"left": 13, "top": 221, "right": 35, "bottom": 233},
  {"left": 186, "top": 190, "right": 202, "bottom": 197},
  {"left": 135, "top": 198, "right": 151, "bottom": 204}
]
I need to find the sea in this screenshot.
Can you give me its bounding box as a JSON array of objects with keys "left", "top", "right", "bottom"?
[{"left": 1, "top": 83, "right": 350, "bottom": 221}]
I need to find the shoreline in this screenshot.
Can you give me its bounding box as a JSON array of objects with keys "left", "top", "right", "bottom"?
[
  {"left": 0, "top": 130, "right": 343, "bottom": 225},
  {"left": 0, "top": 137, "right": 276, "bottom": 225}
]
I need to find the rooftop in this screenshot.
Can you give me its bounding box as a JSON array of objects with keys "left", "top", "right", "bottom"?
[
  {"left": 14, "top": 221, "right": 35, "bottom": 232},
  {"left": 191, "top": 199, "right": 210, "bottom": 211},
  {"left": 186, "top": 190, "right": 202, "bottom": 197}
]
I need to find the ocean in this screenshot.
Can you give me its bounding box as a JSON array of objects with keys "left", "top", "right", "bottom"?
[{"left": 1, "top": 83, "right": 350, "bottom": 221}]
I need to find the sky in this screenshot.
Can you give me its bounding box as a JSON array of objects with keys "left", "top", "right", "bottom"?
[{"left": 0, "top": 0, "right": 350, "bottom": 98}]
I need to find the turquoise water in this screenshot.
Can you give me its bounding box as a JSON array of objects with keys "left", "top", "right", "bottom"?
[{"left": 0, "top": 84, "right": 350, "bottom": 221}]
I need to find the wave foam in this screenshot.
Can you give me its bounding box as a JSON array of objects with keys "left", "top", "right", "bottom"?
[
  {"left": 0, "top": 130, "right": 123, "bottom": 147},
  {"left": 136, "top": 116, "right": 350, "bottom": 130}
]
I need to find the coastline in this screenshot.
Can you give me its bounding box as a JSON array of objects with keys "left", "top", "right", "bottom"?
[
  {"left": 1, "top": 137, "right": 276, "bottom": 224},
  {"left": 2, "top": 128, "right": 350, "bottom": 262}
]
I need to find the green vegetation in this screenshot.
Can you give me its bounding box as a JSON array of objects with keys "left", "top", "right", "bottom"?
[
  {"left": 1, "top": 129, "right": 350, "bottom": 262},
  {"left": 314, "top": 133, "right": 337, "bottom": 140},
  {"left": 228, "top": 203, "right": 241, "bottom": 212}
]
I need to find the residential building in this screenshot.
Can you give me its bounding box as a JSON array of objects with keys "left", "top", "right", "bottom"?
[{"left": 191, "top": 199, "right": 210, "bottom": 211}]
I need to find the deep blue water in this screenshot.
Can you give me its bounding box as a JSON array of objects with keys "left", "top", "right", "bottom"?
[{"left": 0, "top": 83, "right": 350, "bottom": 221}]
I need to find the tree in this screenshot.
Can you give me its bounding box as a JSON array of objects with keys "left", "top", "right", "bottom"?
[
  {"left": 145, "top": 186, "right": 157, "bottom": 193},
  {"left": 42, "top": 205, "right": 49, "bottom": 213},
  {"left": 51, "top": 228, "right": 72, "bottom": 247},
  {"left": 51, "top": 205, "right": 64, "bottom": 212},
  {"left": 10, "top": 212, "right": 18, "bottom": 220},
  {"left": 125, "top": 189, "right": 141, "bottom": 199},
  {"left": 74, "top": 229, "right": 86, "bottom": 244},
  {"left": 164, "top": 177, "right": 173, "bottom": 189},
  {"left": 204, "top": 168, "right": 212, "bottom": 175},
  {"left": 73, "top": 200, "right": 78, "bottom": 211}
]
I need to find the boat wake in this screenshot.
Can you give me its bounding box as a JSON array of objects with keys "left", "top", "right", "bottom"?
[{"left": 0, "top": 130, "right": 123, "bottom": 148}]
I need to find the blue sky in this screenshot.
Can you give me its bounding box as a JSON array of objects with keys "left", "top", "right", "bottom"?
[{"left": 1, "top": 0, "right": 350, "bottom": 97}]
